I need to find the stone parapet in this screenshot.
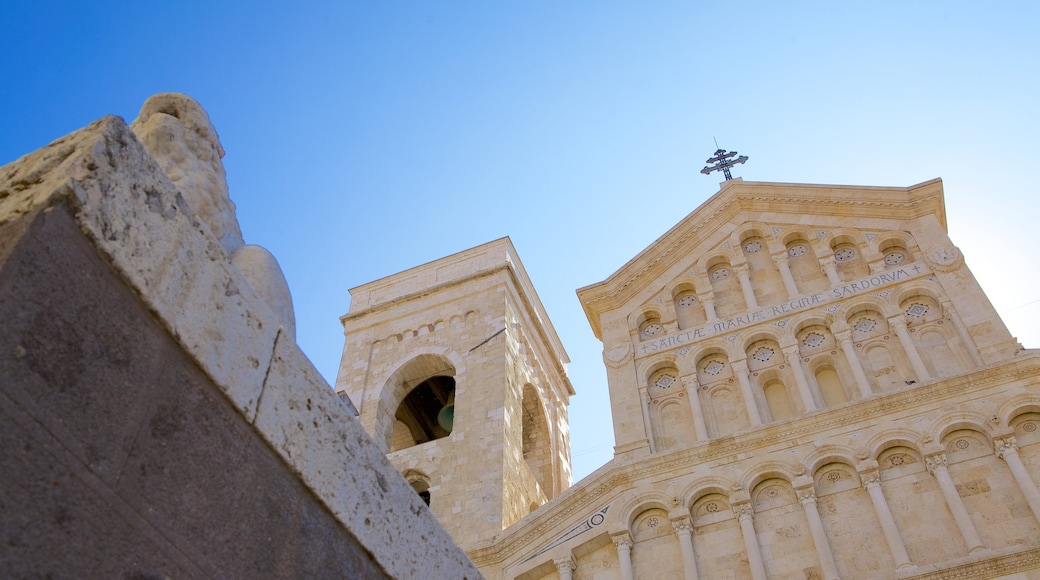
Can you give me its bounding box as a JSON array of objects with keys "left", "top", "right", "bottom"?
[{"left": 0, "top": 112, "right": 479, "bottom": 578}]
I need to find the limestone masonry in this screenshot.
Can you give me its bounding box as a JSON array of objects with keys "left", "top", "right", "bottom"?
[
  {"left": 0, "top": 94, "right": 477, "bottom": 578},
  {"left": 338, "top": 175, "right": 1040, "bottom": 579},
  {"left": 3, "top": 93, "right": 1039, "bottom": 579}
]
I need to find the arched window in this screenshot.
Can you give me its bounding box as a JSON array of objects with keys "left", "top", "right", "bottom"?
[
  {"left": 764, "top": 379, "right": 794, "bottom": 420},
  {"left": 522, "top": 384, "right": 554, "bottom": 500},
  {"left": 814, "top": 366, "right": 848, "bottom": 407},
  {"left": 391, "top": 375, "right": 456, "bottom": 451},
  {"left": 404, "top": 471, "right": 432, "bottom": 507}
]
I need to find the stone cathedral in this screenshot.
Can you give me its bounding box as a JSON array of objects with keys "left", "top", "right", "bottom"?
[
  {"left": 337, "top": 177, "right": 1040, "bottom": 579},
  {"left": 5, "top": 94, "right": 1038, "bottom": 578}
]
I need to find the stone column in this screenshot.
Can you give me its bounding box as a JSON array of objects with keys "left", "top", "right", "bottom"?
[
  {"left": 699, "top": 291, "right": 718, "bottom": 321},
  {"left": 731, "top": 359, "right": 763, "bottom": 426},
  {"left": 773, "top": 253, "right": 800, "bottom": 298},
  {"left": 942, "top": 300, "right": 984, "bottom": 367},
  {"left": 820, "top": 256, "right": 842, "bottom": 286},
  {"left": 861, "top": 471, "right": 915, "bottom": 570},
  {"left": 639, "top": 387, "right": 656, "bottom": 454},
  {"left": 672, "top": 518, "right": 700, "bottom": 580},
  {"left": 795, "top": 487, "right": 840, "bottom": 580},
  {"left": 734, "top": 264, "right": 759, "bottom": 309},
  {"left": 612, "top": 533, "right": 635, "bottom": 580},
  {"left": 996, "top": 437, "right": 1040, "bottom": 525},
  {"left": 782, "top": 345, "right": 818, "bottom": 411},
  {"left": 554, "top": 556, "right": 575, "bottom": 580},
  {"left": 732, "top": 503, "right": 768, "bottom": 580},
  {"left": 835, "top": 330, "right": 874, "bottom": 398},
  {"left": 888, "top": 316, "right": 931, "bottom": 382},
  {"left": 681, "top": 374, "right": 709, "bottom": 440},
  {"left": 926, "top": 453, "right": 986, "bottom": 554}
]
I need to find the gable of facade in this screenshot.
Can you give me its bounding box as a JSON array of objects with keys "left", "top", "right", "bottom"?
[{"left": 463, "top": 179, "right": 1040, "bottom": 579}]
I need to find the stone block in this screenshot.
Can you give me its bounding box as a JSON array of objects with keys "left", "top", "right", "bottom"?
[{"left": 254, "top": 330, "right": 482, "bottom": 579}]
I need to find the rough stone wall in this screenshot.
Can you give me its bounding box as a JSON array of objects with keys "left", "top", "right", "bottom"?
[
  {"left": 0, "top": 204, "right": 388, "bottom": 578},
  {"left": 0, "top": 110, "right": 479, "bottom": 579}
]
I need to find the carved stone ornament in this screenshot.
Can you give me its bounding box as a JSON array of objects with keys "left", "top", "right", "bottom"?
[
  {"left": 926, "top": 245, "right": 964, "bottom": 272},
  {"left": 925, "top": 453, "right": 948, "bottom": 474},
  {"left": 611, "top": 534, "right": 633, "bottom": 549},
  {"left": 732, "top": 503, "right": 754, "bottom": 518},
  {"left": 861, "top": 472, "right": 881, "bottom": 487},
  {"left": 671, "top": 518, "right": 694, "bottom": 534},
  {"left": 554, "top": 557, "right": 576, "bottom": 572},
  {"left": 995, "top": 436, "right": 1018, "bottom": 459},
  {"left": 797, "top": 488, "right": 817, "bottom": 503},
  {"left": 603, "top": 343, "right": 631, "bottom": 367}
]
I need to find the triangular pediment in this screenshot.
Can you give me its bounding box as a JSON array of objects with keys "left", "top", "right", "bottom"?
[{"left": 577, "top": 178, "right": 945, "bottom": 338}]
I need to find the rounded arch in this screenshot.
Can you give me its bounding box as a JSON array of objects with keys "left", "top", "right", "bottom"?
[
  {"left": 631, "top": 306, "right": 667, "bottom": 341},
  {"left": 637, "top": 353, "right": 681, "bottom": 381},
  {"left": 677, "top": 476, "right": 736, "bottom": 511},
  {"left": 379, "top": 349, "right": 462, "bottom": 451},
  {"left": 693, "top": 339, "right": 741, "bottom": 363},
  {"left": 740, "top": 329, "right": 786, "bottom": 354},
  {"left": 790, "top": 314, "right": 836, "bottom": 338},
  {"left": 733, "top": 223, "right": 782, "bottom": 255},
  {"left": 700, "top": 251, "right": 738, "bottom": 273},
  {"left": 611, "top": 491, "right": 677, "bottom": 534},
  {"left": 927, "top": 411, "right": 993, "bottom": 444},
  {"left": 667, "top": 277, "right": 700, "bottom": 299},
  {"left": 838, "top": 296, "right": 900, "bottom": 323},
  {"left": 740, "top": 460, "right": 797, "bottom": 492},
  {"left": 732, "top": 222, "right": 770, "bottom": 245},
  {"left": 400, "top": 465, "right": 436, "bottom": 506},
  {"left": 805, "top": 353, "right": 840, "bottom": 374},
  {"left": 871, "top": 231, "right": 918, "bottom": 255},
  {"left": 892, "top": 283, "right": 944, "bottom": 309},
  {"left": 521, "top": 382, "right": 555, "bottom": 500},
  {"left": 781, "top": 226, "right": 819, "bottom": 248},
  {"left": 801, "top": 445, "right": 859, "bottom": 476},
  {"left": 820, "top": 228, "right": 866, "bottom": 251},
  {"left": 865, "top": 429, "right": 926, "bottom": 460},
  {"left": 997, "top": 394, "right": 1040, "bottom": 428}
]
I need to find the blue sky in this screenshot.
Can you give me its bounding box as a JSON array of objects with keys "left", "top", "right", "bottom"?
[{"left": 2, "top": 2, "right": 1038, "bottom": 481}]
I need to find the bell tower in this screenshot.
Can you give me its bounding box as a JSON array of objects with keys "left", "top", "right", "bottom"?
[{"left": 334, "top": 237, "right": 574, "bottom": 549}]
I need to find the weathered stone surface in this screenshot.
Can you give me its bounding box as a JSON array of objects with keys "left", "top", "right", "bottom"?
[
  {"left": 0, "top": 99, "right": 479, "bottom": 578},
  {"left": 130, "top": 92, "right": 244, "bottom": 254},
  {"left": 339, "top": 178, "right": 1040, "bottom": 579},
  {"left": 0, "top": 114, "right": 278, "bottom": 421},
  {"left": 255, "top": 329, "right": 481, "bottom": 579},
  {"left": 233, "top": 244, "right": 297, "bottom": 340},
  {"left": 0, "top": 204, "right": 389, "bottom": 578}
]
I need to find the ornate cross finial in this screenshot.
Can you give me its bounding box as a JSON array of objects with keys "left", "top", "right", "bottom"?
[{"left": 701, "top": 145, "right": 748, "bottom": 181}]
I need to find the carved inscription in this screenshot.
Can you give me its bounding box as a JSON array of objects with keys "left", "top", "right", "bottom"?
[{"left": 639, "top": 265, "right": 926, "bottom": 355}]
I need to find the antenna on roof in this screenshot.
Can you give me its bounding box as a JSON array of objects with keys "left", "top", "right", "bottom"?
[{"left": 701, "top": 143, "right": 748, "bottom": 181}]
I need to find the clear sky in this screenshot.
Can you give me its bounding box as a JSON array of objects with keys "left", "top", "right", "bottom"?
[{"left": 2, "top": 2, "right": 1038, "bottom": 481}]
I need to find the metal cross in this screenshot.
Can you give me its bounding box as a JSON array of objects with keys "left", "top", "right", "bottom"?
[{"left": 701, "top": 148, "right": 748, "bottom": 180}]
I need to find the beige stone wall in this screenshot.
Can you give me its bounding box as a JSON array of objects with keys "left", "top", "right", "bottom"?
[
  {"left": 0, "top": 109, "right": 479, "bottom": 578},
  {"left": 481, "top": 364, "right": 1040, "bottom": 579},
  {"left": 336, "top": 238, "right": 573, "bottom": 550},
  {"left": 465, "top": 180, "right": 1040, "bottom": 579}
]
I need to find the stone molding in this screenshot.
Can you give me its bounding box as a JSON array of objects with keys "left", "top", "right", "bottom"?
[
  {"left": 469, "top": 354, "right": 1040, "bottom": 568},
  {"left": 577, "top": 180, "right": 946, "bottom": 337}
]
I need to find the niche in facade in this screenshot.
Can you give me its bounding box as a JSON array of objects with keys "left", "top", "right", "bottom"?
[{"left": 391, "top": 375, "right": 456, "bottom": 451}]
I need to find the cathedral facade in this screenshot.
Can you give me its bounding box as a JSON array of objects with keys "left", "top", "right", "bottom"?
[{"left": 337, "top": 177, "right": 1040, "bottom": 579}]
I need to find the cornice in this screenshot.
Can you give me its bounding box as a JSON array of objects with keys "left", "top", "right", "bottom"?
[{"left": 902, "top": 546, "right": 1040, "bottom": 579}]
